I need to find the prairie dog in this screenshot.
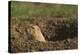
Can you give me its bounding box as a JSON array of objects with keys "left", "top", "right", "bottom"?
[{"left": 27, "top": 25, "right": 46, "bottom": 42}]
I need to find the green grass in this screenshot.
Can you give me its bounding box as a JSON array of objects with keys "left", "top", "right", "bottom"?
[
  {"left": 11, "top": 2, "right": 77, "bottom": 17},
  {"left": 11, "top": 2, "right": 78, "bottom": 21}
]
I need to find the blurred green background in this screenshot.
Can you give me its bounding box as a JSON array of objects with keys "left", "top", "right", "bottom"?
[{"left": 11, "top": 1, "right": 77, "bottom": 21}]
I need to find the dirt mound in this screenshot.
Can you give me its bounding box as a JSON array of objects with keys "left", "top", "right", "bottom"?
[{"left": 10, "top": 16, "right": 78, "bottom": 53}]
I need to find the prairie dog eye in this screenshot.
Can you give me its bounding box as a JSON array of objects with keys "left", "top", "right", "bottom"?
[{"left": 32, "top": 27, "right": 35, "bottom": 29}]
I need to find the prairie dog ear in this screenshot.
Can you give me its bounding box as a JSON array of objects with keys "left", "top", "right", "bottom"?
[{"left": 31, "top": 26, "right": 35, "bottom": 29}]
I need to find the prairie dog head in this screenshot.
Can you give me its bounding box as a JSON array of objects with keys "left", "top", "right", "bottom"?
[
  {"left": 27, "top": 25, "right": 40, "bottom": 35},
  {"left": 27, "top": 25, "right": 46, "bottom": 42}
]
